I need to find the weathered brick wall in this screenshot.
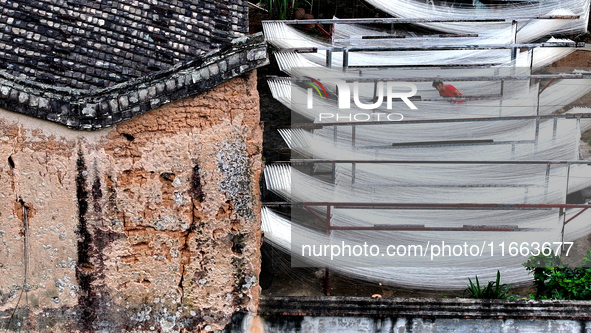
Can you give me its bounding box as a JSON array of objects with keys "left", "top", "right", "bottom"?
[{"left": 0, "top": 70, "right": 262, "bottom": 332}]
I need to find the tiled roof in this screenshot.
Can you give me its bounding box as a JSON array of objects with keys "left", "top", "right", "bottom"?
[
  {"left": 0, "top": 0, "right": 249, "bottom": 90},
  {"left": 0, "top": 0, "right": 269, "bottom": 130},
  {"left": 0, "top": 33, "right": 268, "bottom": 130}
]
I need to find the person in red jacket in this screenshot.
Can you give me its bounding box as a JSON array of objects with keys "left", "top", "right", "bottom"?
[{"left": 432, "top": 80, "right": 464, "bottom": 103}]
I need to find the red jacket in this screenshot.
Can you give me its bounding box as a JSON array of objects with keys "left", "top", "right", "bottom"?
[{"left": 438, "top": 84, "right": 463, "bottom": 104}]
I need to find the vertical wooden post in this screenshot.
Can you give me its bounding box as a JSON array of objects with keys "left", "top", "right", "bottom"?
[{"left": 343, "top": 49, "right": 349, "bottom": 72}]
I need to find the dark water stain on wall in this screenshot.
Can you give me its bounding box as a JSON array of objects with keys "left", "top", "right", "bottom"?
[
  {"left": 74, "top": 151, "right": 123, "bottom": 332},
  {"left": 75, "top": 150, "right": 96, "bottom": 331},
  {"left": 190, "top": 163, "right": 205, "bottom": 203}
]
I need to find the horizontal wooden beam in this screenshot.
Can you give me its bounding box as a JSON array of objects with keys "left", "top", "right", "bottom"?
[
  {"left": 391, "top": 139, "right": 494, "bottom": 146},
  {"left": 285, "top": 72, "right": 591, "bottom": 83},
  {"left": 287, "top": 159, "right": 591, "bottom": 165},
  {"left": 288, "top": 113, "right": 591, "bottom": 128},
  {"left": 263, "top": 15, "right": 580, "bottom": 24},
  {"left": 280, "top": 42, "right": 583, "bottom": 53}
]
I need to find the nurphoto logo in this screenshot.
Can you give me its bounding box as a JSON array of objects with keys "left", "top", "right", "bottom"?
[{"left": 305, "top": 78, "right": 418, "bottom": 110}]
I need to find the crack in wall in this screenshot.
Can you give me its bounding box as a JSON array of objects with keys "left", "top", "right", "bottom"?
[
  {"left": 2, "top": 125, "right": 39, "bottom": 330},
  {"left": 4, "top": 199, "right": 32, "bottom": 331},
  {"left": 177, "top": 229, "right": 190, "bottom": 305},
  {"left": 177, "top": 163, "right": 205, "bottom": 305},
  {"left": 7, "top": 155, "right": 14, "bottom": 193}
]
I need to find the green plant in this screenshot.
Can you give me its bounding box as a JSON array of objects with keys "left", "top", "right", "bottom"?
[
  {"left": 463, "top": 270, "right": 510, "bottom": 299},
  {"left": 524, "top": 249, "right": 591, "bottom": 300},
  {"left": 262, "top": 0, "right": 310, "bottom": 20},
  {"left": 523, "top": 251, "right": 561, "bottom": 297},
  {"left": 575, "top": 32, "right": 591, "bottom": 43}
]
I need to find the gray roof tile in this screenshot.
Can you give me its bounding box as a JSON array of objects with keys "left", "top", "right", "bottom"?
[
  {"left": 0, "top": 0, "right": 268, "bottom": 130},
  {"left": 0, "top": 0, "right": 249, "bottom": 89}
]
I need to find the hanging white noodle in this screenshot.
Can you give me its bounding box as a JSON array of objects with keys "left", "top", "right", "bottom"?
[
  {"left": 261, "top": 207, "right": 591, "bottom": 289},
  {"left": 361, "top": 0, "right": 589, "bottom": 38},
  {"left": 263, "top": 20, "right": 579, "bottom": 73},
  {"left": 261, "top": 1, "right": 591, "bottom": 289}
]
